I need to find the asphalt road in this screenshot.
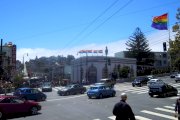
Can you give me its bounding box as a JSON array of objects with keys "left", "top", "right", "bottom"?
[{"left": 9, "top": 76, "right": 180, "bottom": 120}]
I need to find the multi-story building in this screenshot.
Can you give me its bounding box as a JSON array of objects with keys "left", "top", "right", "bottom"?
[
  {"left": 0, "top": 42, "right": 16, "bottom": 80},
  {"left": 71, "top": 56, "right": 136, "bottom": 84},
  {"left": 115, "top": 51, "right": 169, "bottom": 68}
]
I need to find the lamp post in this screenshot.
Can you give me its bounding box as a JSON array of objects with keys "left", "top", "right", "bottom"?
[
  {"left": 22, "top": 53, "right": 28, "bottom": 78},
  {"left": 105, "top": 46, "right": 108, "bottom": 78}
]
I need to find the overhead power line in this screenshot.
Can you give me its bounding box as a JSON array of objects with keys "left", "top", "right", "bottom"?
[
  {"left": 75, "top": 0, "right": 134, "bottom": 45},
  {"left": 61, "top": 0, "right": 120, "bottom": 51}
]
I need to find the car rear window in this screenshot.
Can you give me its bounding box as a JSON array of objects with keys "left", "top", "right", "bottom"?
[{"left": 90, "top": 87, "right": 98, "bottom": 90}]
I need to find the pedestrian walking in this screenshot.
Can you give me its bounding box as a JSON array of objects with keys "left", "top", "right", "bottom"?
[
  {"left": 175, "top": 97, "right": 180, "bottom": 119},
  {"left": 113, "top": 93, "right": 136, "bottom": 120}
]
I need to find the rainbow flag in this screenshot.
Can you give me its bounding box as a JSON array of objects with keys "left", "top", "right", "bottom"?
[{"left": 151, "top": 13, "right": 168, "bottom": 30}]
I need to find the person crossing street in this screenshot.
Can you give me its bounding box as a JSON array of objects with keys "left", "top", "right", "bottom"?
[{"left": 113, "top": 92, "right": 136, "bottom": 120}]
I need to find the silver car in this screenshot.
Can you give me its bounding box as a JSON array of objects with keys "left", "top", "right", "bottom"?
[{"left": 175, "top": 74, "right": 180, "bottom": 83}]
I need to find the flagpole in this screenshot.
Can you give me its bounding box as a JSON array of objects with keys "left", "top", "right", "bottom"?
[{"left": 167, "top": 12, "right": 172, "bottom": 73}]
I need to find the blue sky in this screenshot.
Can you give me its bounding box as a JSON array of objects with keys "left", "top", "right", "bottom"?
[{"left": 0, "top": 0, "right": 179, "bottom": 62}]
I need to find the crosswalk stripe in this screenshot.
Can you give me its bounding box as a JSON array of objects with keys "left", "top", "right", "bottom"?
[
  {"left": 155, "top": 107, "right": 175, "bottom": 113},
  {"left": 170, "top": 96, "right": 179, "bottom": 99},
  {"left": 137, "top": 91, "right": 148, "bottom": 94},
  {"left": 141, "top": 110, "right": 176, "bottom": 120},
  {"left": 164, "top": 106, "right": 175, "bottom": 110},
  {"left": 135, "top": 116, "right": 152, "bottom": 120},
  {"left": 108, "top": 116, "right": 115, "bottom": 120},
  {"left": 52, "top": 88, "right": 58, "bottom": 91},
  {"left": 108, "top": 115, "right": 152, "bottom": 120},
  {"left": 93, "top": 119, "right": 100, "bottom": 120}
]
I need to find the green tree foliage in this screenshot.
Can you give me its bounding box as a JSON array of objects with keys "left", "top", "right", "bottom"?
[
  {"left": 119, "top": 66, "right": 130, "bottom": 78},
  {"left": 125, "top": 27, "right": 152, "bottom": 65},
  {"left": 170, "top": 8, "right": 180, "bottom": 71},
  {"left": 13, "top": 74, "right": 24, "bottom": 89}
]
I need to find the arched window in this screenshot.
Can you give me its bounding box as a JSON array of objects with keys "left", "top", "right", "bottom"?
[{"left": 87, "top": 64, "right": 97, "bottom": 84}]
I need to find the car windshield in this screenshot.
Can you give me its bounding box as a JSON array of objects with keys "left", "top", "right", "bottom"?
[
  {"left": 0, "top": 98, "right": 4, "bottom": 103},
  {"left": 66, "top": 85, "right": 73, "bottom": 88},
  {"left": 135, "top": 77, "right": 144, "bottom": 81},
  {"left": 90, "top": 86, "right": 98, "bottom": 90}
]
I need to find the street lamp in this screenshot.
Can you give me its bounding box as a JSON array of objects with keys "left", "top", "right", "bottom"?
[{"left": 22, "top": 53, "right": 28, "bottom": 78}]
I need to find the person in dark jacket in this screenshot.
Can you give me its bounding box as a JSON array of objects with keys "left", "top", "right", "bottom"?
[
  {"left": 175, "top": 97, "right": 180, "bottom": 119},
  {"left": 113, "top": 93, "right": 136, "bottom": 120}
]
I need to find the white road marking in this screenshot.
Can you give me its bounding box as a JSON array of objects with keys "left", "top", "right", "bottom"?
[
  {"left": 135, "top": 116, "right": 152, "bottom": 120},
  {"left": 170, "top": 96, "right": 179, "bottom": 99},
  {"left": 164, "top": 106, "right": 175, "bottom": 110},
  {"left": 155, "top": 107, "right": 175, "bottom": 113},
  {"left": 47, "top": 94, "right": 86, "bottom": 102},
  {"left": 108, "top": 115, "right": 152, "bottom": 120},
  {"left": 141, "top": 110, "right": 177, "bottom": 120},
  {"left": 108, "top": 116, "right": 115, "bottom": 120}
]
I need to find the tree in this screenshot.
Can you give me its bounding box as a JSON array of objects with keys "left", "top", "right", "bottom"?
[
  {"left": 126, "top": 27, "right": 152, "bottom": 65},
  {"left": 170, "top": 8, "right": 180, "bottom": 71}
]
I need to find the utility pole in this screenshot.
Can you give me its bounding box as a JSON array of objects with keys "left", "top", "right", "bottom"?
[{"left": 105, "top": 46, "right": 108, "bottom": 78}]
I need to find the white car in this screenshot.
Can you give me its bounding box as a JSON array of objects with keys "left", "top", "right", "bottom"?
[
  {"left": 175, "top": 74, "right": 180, "bottom": 83},
  {"left": 147, "top": 79, "right": 165, "bottom": 87}
]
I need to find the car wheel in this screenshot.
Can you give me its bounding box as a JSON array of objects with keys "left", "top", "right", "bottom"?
[
  {"left": 21, "top": 97, "right": 27, "bottom": 101},
  {"left": 139, "top": 83, "right": 142, "bottom": 87},
  {"left": 149, "top": 94, "right": 153, "bottom": 97},
  {"left": 132, "top": 84, "right": 135, "bottom": 87},
  {"left": 174, "top": 91, "right": 178, "bottom": 96},
  {"left": 0, "top": 111, "right": 4, "bottom": 119},
  {"left": 161, "top": 93, "right": 166, "bottom": 98},
  {"left": 99, "top": 94, "right": 103, "bottom": 99},
  {"left": 81, "top": 91, "right": 84, "bottom": 94},
  {"left": 30, "top": 107, "right": 38, "bottom": 115},
  {"left": 112, "top": 92, "right": 115, "bottom": 97},
  {"left": 66, "top": 92, "right": 70, "bottom": 96},
  {"left": 88, "top": 96, "right": 91, "bottom": 99},
  {"left": 41, "top": 96, "right": 46, "bottom": 101}
]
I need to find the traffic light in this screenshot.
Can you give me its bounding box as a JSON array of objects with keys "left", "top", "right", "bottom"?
[{"left": 163, "top": 42, "right": 167, "bottom": 51}]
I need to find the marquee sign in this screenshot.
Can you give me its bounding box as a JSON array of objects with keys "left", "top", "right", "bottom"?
[{"left": 78, "top": 50, "right": 103, "bottom": 53}]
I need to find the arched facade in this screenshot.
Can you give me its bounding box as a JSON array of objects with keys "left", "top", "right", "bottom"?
[{"left": 71, "top": 56, "right": 136, "bottom": 84}]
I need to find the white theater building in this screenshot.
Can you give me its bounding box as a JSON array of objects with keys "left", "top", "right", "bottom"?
[{"left": 71, "top": 56, "right": 136, "bottom": 84}]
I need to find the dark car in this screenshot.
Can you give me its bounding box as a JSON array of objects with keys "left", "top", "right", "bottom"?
[
  {"left": 132, "top": 76, "right": 149, "bottom": 87},
  {"left": 57, "top": 84, "right": 86, "bottom": 96},
  {"left": 0, "top": 95, "right": 41, "bottom": 119},
  {"left": 41, "top": 82, "right": 52, "bottom": 92},
  {"left": 87, "top": 85, "right": 116, "bottom": 99},
  {"left": 13, "top": 87, "right": 47, "bottom": 101},
  {"left": 170, "top": 72, "right": 179, "bottom": 78},
  {"left": 148, "top": 83, "right": 178, "bottom": 97}
]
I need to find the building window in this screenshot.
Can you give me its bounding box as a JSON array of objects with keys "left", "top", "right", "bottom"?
[
  {"left": 163, "top": 53, "right": 167, "bottom": 58},
  {"left": 163, "top": 60, "right": 167, "bottom": 65}
]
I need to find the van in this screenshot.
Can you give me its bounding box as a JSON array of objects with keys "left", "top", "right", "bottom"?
[{"left": 99, "top": 78, "right": 116, "bottom": 87}]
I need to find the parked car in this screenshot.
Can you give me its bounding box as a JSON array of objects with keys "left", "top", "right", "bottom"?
[
  {"left": 147, "top": 78, "right": 165, "bottom": 87},
  {"left": 13, "top": 87, "right": 47, "bottom": 101},
  {"left": 41, "top": 82, "right": 52, "bottom": 92},
  {"left": 132, "top": 76, "right": 149, "bottom": 87},
  {"left": 87, "top": 85, "right": 116, "bottom": 99},
  {"left": 0, "top": 95, "right": 41, "bottom": 119},
  {"left": 170, "top": 72, "right": 179, "bottom": 78},
  {"left": 57, "top": 84, "right": 86, "bottom": 96},
  {"left": 146, "top": 75, "right": 155, "bottom": 80},
  {"left": 175, "top": 74, "right": 180, "bottom": 83},
  {"left": 148, "top": 83, "right": 178, "bottom": 97}
]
